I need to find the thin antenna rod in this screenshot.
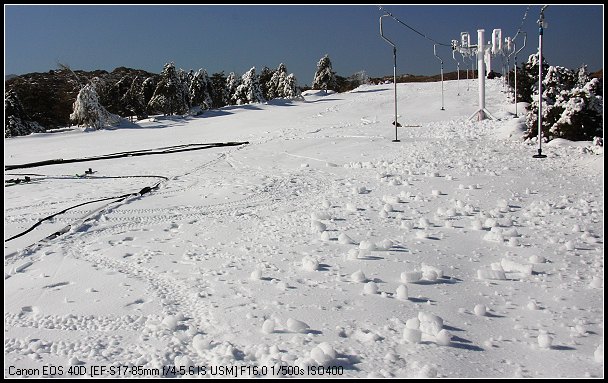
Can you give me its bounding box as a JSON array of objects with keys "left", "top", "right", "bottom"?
[
  {"left": 380, "top": 15, "right": 400, "bottom": 142},
  {"left": 452, "top": 50, "right": 460, "bottom": 96},
  {"left": 433, "top": 44, "right": 445, "bottom": 110}
]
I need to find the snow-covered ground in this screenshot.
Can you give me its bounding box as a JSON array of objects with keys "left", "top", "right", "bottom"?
[{"left": 4, "top": 78, "right": 604, "bottom": 378}]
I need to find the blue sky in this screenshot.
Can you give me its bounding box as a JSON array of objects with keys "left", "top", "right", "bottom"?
[{"left": 4, "top": 5, "right": 603, "bottom": 86}]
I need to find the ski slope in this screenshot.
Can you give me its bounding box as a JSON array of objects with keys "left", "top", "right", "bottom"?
[{"left": 4, "top": 78, "right": 604, "bottom": 378}]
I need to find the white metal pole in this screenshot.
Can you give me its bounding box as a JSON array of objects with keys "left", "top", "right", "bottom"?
[
  {"left": 393, "top": 46, "right": 398, "bottom": 140},
  {"left": 433, "top": 44, "right": 445, "bottom": 111},
  {"left": 453, "top": 50, "right": 460, "bottom": 96},
  {"left": 478, "top": 29, "right": 486, "bottom": 120},
  {"left": 380, "top": 15, "right": 400, "bottom": 142},
  {"left": 441, "top": 61, "right": 444, "bottom": 110}
]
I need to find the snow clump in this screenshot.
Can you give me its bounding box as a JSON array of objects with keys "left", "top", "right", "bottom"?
[
  {"left": 338, "top": 233, "right": 355, "bottom": 244},
  {"left": 351, "top": 270, "right": 367, "bottom": 283},
  {"left": 474, "top": 304, "right": 487, "bottom": 316},
  {"left": 403, "top": 327, "right": 422, "bottom": 343},
  {"left": 287, "top": 318, "right": 310, "bottom": 333},
  {"left": 359, "top": 240, "right": 377, "bottom": 251},
  {"left": 363, "top": 281, "right": 379, "bottom": 294},
  {"left": 250, "top": 269, "right": 263, "bottom": 280},
  {"left": 537, "top": 331, "right": 553, "bottom": 349},
  {"left": 418, "top": 311, "right": 444, "bottom": 336},
  {"left": 302, "top": 256, "right": 320, "bottom": 271},
  {"left": 310, "top": 342, "right": 337, "bottom": 366},
  {"left": 396, "top": 285, "right": 408, "bottom": 300},
  {"left": 435, "top": 329, "right": 452, "bottom": 346},
  {"left": 401, "top": 271, "right": 422, "bottom": 283},
  {"left": 262, "top": 319, "right": 275, "bottom": 334},
  {"left": 311, "top": 220, "right": 326, "bottom": 232}
]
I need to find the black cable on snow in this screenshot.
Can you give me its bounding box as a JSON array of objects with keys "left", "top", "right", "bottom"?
[
  {"left": 5, "top": 141, "right": 248, "bottom": 242},
  {"left": 5, "top": 174, "right": 170, "bottom": 182},
  {"left": 5, "top": 194, "right": 129, "bottom": 242},
  {"left": 4, "top": 181, "right": 162, "bottom": 243},
  {"left": 5, "top": 141, "right": 249, "bottom": 171},
  {"left": 5, "top": 176, "right": 32, "bottom": 185}
]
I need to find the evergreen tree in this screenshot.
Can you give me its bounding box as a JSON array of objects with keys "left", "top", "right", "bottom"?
[
  {"left": 70, "top": 82, "right": 120, "bottom": 130},
  {"left": 189, "top": 69, "right": 213, "bottom": 110},
  {"left": 147, "top": 62, "right": 189, "bottom": 115},
  {"left": 112, "top": 75, "right": 133, "bottom": 116},
  {"left": 232, "top": 67, "right": 265, "bottom": 105},
  {"left": 178, "top": 68, "right": 193, "bottom": 110},
  {"left": 259, "top": 66, "right": 275, "bottom": 101},
  {"left": 267, "top": 63, "right": 288, "bottom": 99},
  {"left": 525, "top": 64, "right": 603, "bottom": 142},
  {"left": 576, "top": 65, "right": 591, "bottom": 88},
  {"left": 210, "top": 71, "right": 227, "bottom": 108},
  {"left": 5, "top": 90, "right": 44, "bottom": 137},
  {"left": 312, "top": 54, "right": 337, "bottom": 93},
  {"left": 141, "top": 76, "right": 157, "bottom": 113},
  {"left": 550, "top": 77, "right": 603, "bottom": 141},
  {"left": 283, "top": 73, "right": 302, "bottom": 100},
  {"left": 225, "top": 72, "right": 241, "bottom": 106},
  {"left": 508, "top": 53, "right": 549, "bottom": 103},
  {"left": 526, "top": 65, "right": 576, "bottom": 139},
  {"left": 121, "top": 76, "right": 147, "bottom": 120}
]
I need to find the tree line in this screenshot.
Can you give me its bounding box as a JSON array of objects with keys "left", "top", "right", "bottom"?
[{"left": 6, "top": 54, "right": 345, "bottom": 136}]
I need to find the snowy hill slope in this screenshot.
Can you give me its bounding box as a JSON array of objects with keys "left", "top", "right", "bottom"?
[{"left": 4, "top": 79, "right": 603, "bottom": 378}]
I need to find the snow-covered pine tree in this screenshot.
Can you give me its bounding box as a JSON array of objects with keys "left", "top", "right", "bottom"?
[
  {"left": 189, "top": 69, "right": 213, "bottom": 110},
  {"left": 525, "top": 65, "right": 575, "bottom": 139},
  {"left": 141, "top": 76, "right": 157, "bottom": 113},
  {"left": 283, "top": 73, "right": 303, "bottom": 100},
  {"left": 525, "top": 64, "right": 603, "bottom": 142},
  {"left": 5, "top": 90, "right": 44, "bottom": 137},
  {"left": 147, "top": 62, "right": 189, "bottom": 115},
  {"left": 210, "top": 71, "right": 227, "bottom": 108},
  {"left": 178, "top": 68, "right": 192, "bottom": 110},
  {"left": 70, "top": 82, "right": 120, "bottom": 130},
  {"left": 350, "top": 70, "right": 370, "bottom": 87},
  {"left": 225, "top": 72, "right": 241, "bottom": 106},
  {"left": 121, "top": 76, "right": 147, "bottom": 120},
  {"left": 232, "top": 67, "right": 265, "bottom": 105},
  {"left": 508, "top": 53, "right": 549, "bottom": 103},
  {"left": 267, "top": 63, "right": 288, "bottom": 99},
  {"left": 549, "top": 77, "right": 603, "bottom": 141},
  {"left": 259, "top": 66, "right": 275, "bottom": 101},
  {"left": 312, "top": 54, "right": 337, "bottom": 93},
  {"left": 112, "top": 75, "right": 133, "bottom": 116},
  {"left": 576, "top": 64, "right": 591, "bottom": 88}
]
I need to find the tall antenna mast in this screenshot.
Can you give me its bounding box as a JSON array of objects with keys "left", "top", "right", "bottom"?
[
  {"left": 513, "top": 32, "right": 527, "bottom": 117},
  {"left": 452, "top": 41, "right": 461, "bottom": 96},
  {"left": 380, "top": 14, "right": 401, "bottom": 142},
  {"left": 433, "top": 44, "right": 445, "bottom": 110}
]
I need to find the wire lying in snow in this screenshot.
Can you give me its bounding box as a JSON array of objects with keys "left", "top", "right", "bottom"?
[
  {"left": 4, "top": 181, "right": 162, "bottom": 243},
  {"left": 5, "top": 173, "right": 170, "bottom": 183},
  {"left": 5, "top": 141, "right": 248, "bottom": 243},
  {"left": 5, "top": 141, "right": 249, "bottom": 171}
]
